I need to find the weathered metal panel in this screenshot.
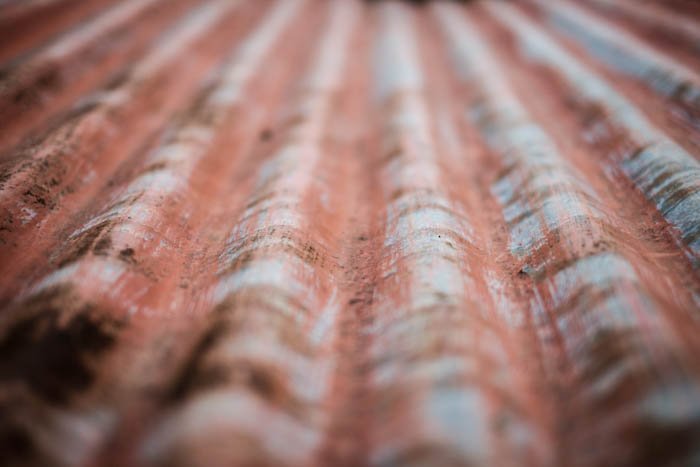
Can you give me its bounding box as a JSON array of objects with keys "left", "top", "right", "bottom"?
[{"left": 1, "top": 0, "right": 699, "bottom": 466}]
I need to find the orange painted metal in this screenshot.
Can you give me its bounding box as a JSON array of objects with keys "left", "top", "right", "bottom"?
[{"left": 1, "top": 1, "right": 699, "bottom": 466}]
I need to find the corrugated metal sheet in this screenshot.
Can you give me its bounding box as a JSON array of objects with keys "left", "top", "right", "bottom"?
[{"left": 1, "top": 0, "right": 700, "bottom": 465}]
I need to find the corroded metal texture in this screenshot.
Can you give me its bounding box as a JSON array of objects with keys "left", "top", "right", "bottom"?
[{"left": 1, "top": 1, "right": 700, "bottom": 466}]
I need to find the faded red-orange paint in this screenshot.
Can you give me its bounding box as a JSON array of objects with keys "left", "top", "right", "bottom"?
[{"left": 1, "top": 1, "right": 699, "bottom": 466}]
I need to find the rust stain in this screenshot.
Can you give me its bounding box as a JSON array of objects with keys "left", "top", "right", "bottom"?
[{"left": 1, "top": 0, "right": 700, "bottom": 466}]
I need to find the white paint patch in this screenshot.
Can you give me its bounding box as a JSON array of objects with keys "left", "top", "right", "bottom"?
[
  {"left": 489, "top": 2, "right": 700, "bottom": 260},
  {"left": 19, "top": 206, "right": 37, "bottom": 224}
]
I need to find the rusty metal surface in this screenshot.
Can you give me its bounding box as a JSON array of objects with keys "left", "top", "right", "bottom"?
[{"left": 1, "top": 0, "right": 700, "bottom": 466}]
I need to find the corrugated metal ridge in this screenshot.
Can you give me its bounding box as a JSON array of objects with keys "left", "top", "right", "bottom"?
[{"left": 0, "top": 0, "right": 699, "bottom": 466}]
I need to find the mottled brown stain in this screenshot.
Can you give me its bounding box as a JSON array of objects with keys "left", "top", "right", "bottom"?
[
  {"left": 118, "top": 247, "right": 136, "bottom": 264},
  {"left": 0, "top": 287, "right": 122, "bottom": 405},
  {"left": 221, "top": 226, "right": 335, "bottom": 275},
  {"left": 12, "top": 66, "right": 63, "bottom": 107},
  {"left": 165, "top": 313, "right": 311, "bottom": 421},
  {"left": 630, "top": 415, "right": 700, "bottom": 467},
  {"left": 0, "top": 412, "right": 43, "bottom": 467},
  {"left": 167, "top": 323, "right": 229, "bottom": 402},
  {"left": 212, "top": 290, "right": 316, "bottom": 358}
]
